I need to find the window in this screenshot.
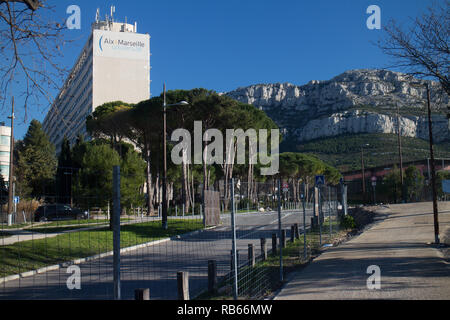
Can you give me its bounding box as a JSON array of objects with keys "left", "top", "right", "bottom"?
[
  {"left": 0, "top": 151, "right": 9, "bottom": 157},
  {"left": 0, "top": 165, "right": 9, "bottom": 176},
  {"left": 0, "top": 135, "right": 10, "bottom": 146}
]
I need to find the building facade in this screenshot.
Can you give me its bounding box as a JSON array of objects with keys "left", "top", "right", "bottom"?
[
  {"left": 0, "top": 125, "right": 11, "bottom": 183},
  {"left": 43, "top": 11, "right": 150, "bottom": 151}
]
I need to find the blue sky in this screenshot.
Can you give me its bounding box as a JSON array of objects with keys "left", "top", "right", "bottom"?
[{"left": 3, "top": 0, "right": 435, "bottom": 139}]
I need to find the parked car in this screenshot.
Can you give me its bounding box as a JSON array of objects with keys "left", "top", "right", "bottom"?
[{"left": 34, "top": 204, "right": 88, "bottom": 222}]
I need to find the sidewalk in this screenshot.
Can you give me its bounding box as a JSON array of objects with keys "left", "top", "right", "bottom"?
[{"left": 275, "top": 202, "right": 450, "bottom": 300}]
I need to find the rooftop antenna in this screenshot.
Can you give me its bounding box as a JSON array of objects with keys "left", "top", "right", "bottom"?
[
  {"left": 95, "top": 8, "right": 100, "bottom": 23},
  {"left": 111, "top": 5, "right": 115, "bottom": 22}
]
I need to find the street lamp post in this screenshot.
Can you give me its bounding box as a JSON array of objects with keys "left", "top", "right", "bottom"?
[
  {"left": 7, "top": 97, "right": 15, "bottom": 218},
  {"left": 162, "top": 84, "right": 189, "bottom": 230},
  {"left": 360, "top": 144, "right": 369, "bottom": 205},
  {"left": 396, "top": 104, "right": 405, "bottom": 202}
]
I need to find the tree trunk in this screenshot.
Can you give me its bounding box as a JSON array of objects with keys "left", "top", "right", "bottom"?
[
  {"left": 145, "top": 147, "right": 154, "bottom": 215},
  {"left": 181, "top": 152, "right": 190, "bottom": 213}
]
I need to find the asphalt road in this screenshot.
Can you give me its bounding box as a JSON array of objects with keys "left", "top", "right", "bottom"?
[{"left": 0, "top": 208, "right": 315, "bottom": 300}]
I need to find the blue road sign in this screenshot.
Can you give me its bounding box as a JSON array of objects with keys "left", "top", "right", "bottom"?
[
  {"left": 443, "top": 180, "right": 450, "bottom": 194},
  {"left": 13, "top": 196, "right": 19, "bottom": 204},
  {"left": 315, "top": 175, "right": 325, "bottom": 186}
]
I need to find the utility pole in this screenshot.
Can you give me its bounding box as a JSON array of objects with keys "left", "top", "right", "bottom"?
[
  {"left": 361, "top": 148, "right": 366, "bottom": 204},
  {"left": 410, "top": 81, "right": 440, "bottom": 244},
  {"left": 425, "top": 83, "right": 439, "bottom": 244},
  {"left": 397, "top": 104, "right": 405, "bottom": 202},
  {"left": 7, "top": 97, "right": 15, "bottom": 217},
  {"left": 360, "top": 144, "right": 370, "bottom": 205}
]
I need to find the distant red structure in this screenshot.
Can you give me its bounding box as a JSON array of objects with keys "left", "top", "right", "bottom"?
[{"left": 343, "top": 158, "right": 450, "bottom": 183}]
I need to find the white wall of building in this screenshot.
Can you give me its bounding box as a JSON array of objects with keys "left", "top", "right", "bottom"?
[
  {"left": 92, "top": 29, "right": 150, "bottom": 111},
  {"left": 0, "top": 126, "right": 11, "bottom": 182},
  {"left": 43, "top": 19, "right": 150, "bottom": 152}
]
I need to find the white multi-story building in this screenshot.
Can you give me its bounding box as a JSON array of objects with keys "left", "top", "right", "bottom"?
[
  {"left": 0, "top": 124, "right": 11, "bottom": 182},
  {"left": 43, "top": 9, "right": 150, "bottom": 151}
]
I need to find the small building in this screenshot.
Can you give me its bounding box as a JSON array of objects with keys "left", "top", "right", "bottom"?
[{"left": 0, "top": 123, "right": 11, "bottom": 183}]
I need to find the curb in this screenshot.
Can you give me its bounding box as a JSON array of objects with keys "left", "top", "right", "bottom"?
[{"left": 0, "top": 225, "right": 217, "bottom": 285}]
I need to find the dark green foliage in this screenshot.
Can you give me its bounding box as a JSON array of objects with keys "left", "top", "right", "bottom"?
[
  {"left": 86, "top": 101, "right": 133, "bottom": 145},
  {"left": 404, "top": 166, "right": 424, "bottom": 202},
  {"left": 56, "top": 137, "right": 73, "bottom": 204},
  {"left": 436, "top": 170, "right": 450, "bottom": 197},
  {"left": 340, "top": 214, "right": 356, "bottom": 229},
  {"left": 120, "top": 149, "right": 146, "bottom": 209},
  {"left": 0, "top": 174, "right": 8, "bottom": 205},
  {"left": 288, "top": 133, "right": 450, "bottom": 172},
  {"left": 379, "top": 166, "right": 402, "bottom": 203},
  {"left": 73, "top": 143, "right": 121, "bottom": 208},
  {"left": 279, "top": 152, "right": 341, "bottom": 185},
  {"left": 15, "top": 120, "right": 56, "bottom": 198},
  {"left": 72, "top": 141, "right": 146, "bottom": 210}
]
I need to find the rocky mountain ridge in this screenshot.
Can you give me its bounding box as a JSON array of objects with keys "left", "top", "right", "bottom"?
[{"left": 226, "top": 69, "right": 449, "bottom": 143}]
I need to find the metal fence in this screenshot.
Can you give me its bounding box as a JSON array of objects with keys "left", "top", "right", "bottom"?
[
  {"left": 223, "top": 180, "right": 343, "bottom": 299},
  {"left": 0, "top": 167, "right": 345, "bottom": 300}
]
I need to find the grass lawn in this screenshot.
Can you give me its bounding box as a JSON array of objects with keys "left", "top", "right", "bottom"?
[
  {"left": 0, "top": 219, "right": 203, "bottom": 277},
  {"left": 30, "top": 218, "right": 133, "bottom": 231},
  {"left": 0, "top": 223, "right": 29, "bottom": 230},
  {"left": 37, "top": 219, "right": 108, "bottom": 227},
  {"left": 0, "top": 218, "right": 133, "bottom": 232},
  {"left": 30, "top": 226, "right": 93, "bottom": 234}
]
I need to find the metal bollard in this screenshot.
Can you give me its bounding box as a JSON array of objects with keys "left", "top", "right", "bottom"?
[
  {"left": 281, "top": 229, "right": 286, "bottom": 248},
  {"left": 177, "top": 271, "right": 189, "bottom": 300},
  {"left": 260, "top": 238, "right": 267, "bottom": 261},
  {"left": 272, "top": 233, "right": 277, "bottom": 256},
  {"left": 208, "top": 260, "right": 217, "bottom": 294},
  {"left": 248, "top": 244, "right": 255, "bottom": 267},
  {"left": 135, "top": 288, "right": 150, "bottom": 300}
]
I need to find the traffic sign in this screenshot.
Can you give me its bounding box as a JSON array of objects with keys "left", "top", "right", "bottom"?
[
  {"left": 13, "top": 196, "right": 19, "bottom": 204},
  {"left": 371, "top": 176, "right": 377, "bottom": 182},
  {"left": 443, "top": 180, "right": 450, "bottom": 194},
  {"left": 315, "top": 175, "right": 325, "bottom": 186},
  {"left": 282, "top": 182, "right": 289, "bottom": 192}
]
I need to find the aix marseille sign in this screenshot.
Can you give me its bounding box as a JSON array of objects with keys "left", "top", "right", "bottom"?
[{"left": 93, "top": 30, "right": 149, "bottom": 61}]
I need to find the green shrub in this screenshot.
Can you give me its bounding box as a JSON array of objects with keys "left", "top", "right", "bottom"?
[{"left": 340, "top": 214, "right": 356, "bottom": 229}]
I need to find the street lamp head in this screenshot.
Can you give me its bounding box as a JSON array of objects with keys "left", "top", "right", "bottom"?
[{"left": 166, "top": 101, "right": 189, "bottom": 107}]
